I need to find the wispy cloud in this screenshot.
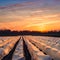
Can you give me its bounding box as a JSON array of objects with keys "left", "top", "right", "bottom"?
[
  {"left": 24, "top": 20, "right": 60, "bottom": 31},
  {"left": 25, "top": 20, "right": 60, "bottom": 28},
  {"left": 0, "top": 1, "right": 35, "bottom": 10}
]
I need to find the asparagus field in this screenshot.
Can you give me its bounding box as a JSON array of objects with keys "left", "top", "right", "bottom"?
[{"left": 0, "top": 36, "right": 60, "bottom": 60}]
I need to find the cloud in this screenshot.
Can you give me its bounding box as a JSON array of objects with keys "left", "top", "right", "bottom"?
[
  {"left": 0, "top": 1, "right": 35, "bottom": 10},
  {"left": 54, "top": 0, "right": 60, "bottom": 2},
  {"left": 43, "top": 14, "right": 58, "bottom": 18},
  {"left": 23, "top": 20, "right": 60, "bottom": 31},
  {"left": 25, "top": 20, "right": 60, "bottom": 28},
  {"left": 0, "top": 21, "right": 23, "bottom": 30},
  {"left": 0, "top": 0, "right": 60, "bottom": 12}
]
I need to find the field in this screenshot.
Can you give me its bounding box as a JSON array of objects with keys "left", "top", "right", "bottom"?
[{"left": 0, "top": 36, "right": 60, "bottom": 60}]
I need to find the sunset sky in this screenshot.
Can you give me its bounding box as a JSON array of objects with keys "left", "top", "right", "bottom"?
[{"left": 0, "top": 0, "right": 60, "bottom": 32}]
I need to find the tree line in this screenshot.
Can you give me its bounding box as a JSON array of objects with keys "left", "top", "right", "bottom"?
[{"left": 0, "top": 29, "right": 60, "bottom": 37}]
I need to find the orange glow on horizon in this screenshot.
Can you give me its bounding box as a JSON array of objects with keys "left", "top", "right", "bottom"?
[{"left": 0, "top": 20, "right": 60, "bottom": 32}]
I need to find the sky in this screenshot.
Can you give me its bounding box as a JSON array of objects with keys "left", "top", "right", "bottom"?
[{"left": 0, "top": 0, "right": 60, "bottom": 32}]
